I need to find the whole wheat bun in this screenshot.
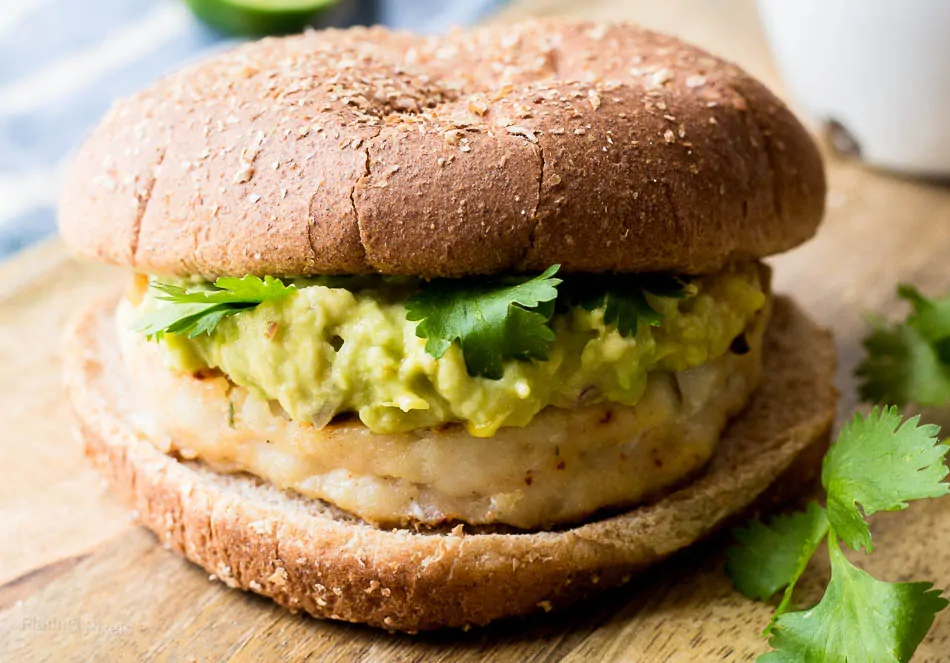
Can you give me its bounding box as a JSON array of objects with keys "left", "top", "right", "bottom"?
[
  {"left": 63, "top": 295, "right": 836, "bottom": 631},
  {"left": 59, "top": 21, "right": 825, "bottom": 279}
]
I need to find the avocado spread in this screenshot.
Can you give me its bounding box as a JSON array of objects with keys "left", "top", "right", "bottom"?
[{"left": 141, "top": 263, "right": 765, "bottom": 437}]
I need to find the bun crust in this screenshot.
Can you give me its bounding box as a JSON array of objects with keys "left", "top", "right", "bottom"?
[
  {"left": 59, "top": 21, "right": 825, "bottom": 278},
  {"left": 63, "top": 295, "right": 836, "bottom": 630}
]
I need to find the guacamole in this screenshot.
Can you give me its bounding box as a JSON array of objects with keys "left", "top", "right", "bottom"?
[{"left": 141, "top": 264, "right": 765, "bottom": 437}]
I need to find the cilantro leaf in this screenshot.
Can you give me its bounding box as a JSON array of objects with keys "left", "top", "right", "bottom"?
[
  {"left": 405, "top": 266, "right": 562, "bottom": 379},
  {"left": 762, "top": 533, "right": 948, "bottom": 663},
  {"left": 580, "top": 289, "right": 659, "bottom": 336},
  {"left": 561, "top": 274, "right": 690, "bottom": 337},
  {"left": 899, "top": 284, "right": 950, "bottom": 344},
  {"left": 728, "top": 410, "right": 950, "bottom": 661},
  {"left": 150, "top": 275, "right": 294, "bottom": 306},
  {"left": 822, "top": 407, "right": 948, "bottom": 553},
  {"left": 725, "top": 502, "right": 829, "bottom": 627},
  {"left": 136, "top": 275, "right": 296, "bottom": 339},
  {"left": 857, "top": 285, "right": 950, "bottom": 407}
]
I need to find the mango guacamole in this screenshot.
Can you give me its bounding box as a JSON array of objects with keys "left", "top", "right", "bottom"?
[{"left": 140, "top": 264, "right": 766, "bottom": 437}]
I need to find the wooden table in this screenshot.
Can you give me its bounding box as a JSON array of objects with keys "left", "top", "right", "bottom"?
[{"left": 4, "top": 0, "right": 950, "bottom": 660}]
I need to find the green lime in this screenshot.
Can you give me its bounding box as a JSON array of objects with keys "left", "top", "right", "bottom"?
[{"left": 183, "top": 0, "right": 352, "bottom": 37}]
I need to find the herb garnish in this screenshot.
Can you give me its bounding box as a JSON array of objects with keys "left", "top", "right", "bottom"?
[
  {"left": 725, "top": 407, "right": 950, "bottom": 662},
  {"left": 135, "top": 275, "right": 296, "bottom": 340},
  {"left": 857, "top": 284, "right": 950, "bottom": 408},
  {"left": 136, "top": 267, "right": 690, "bottom": 378}
]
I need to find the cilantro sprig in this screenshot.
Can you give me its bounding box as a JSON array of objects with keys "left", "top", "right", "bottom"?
[
  {"left": 136, "top": 275, "right": 296, "bottom": 339},
  {"left": 857, "top": 284, "right": 950, "bottom": 407},
  {"left": 762, "top": 532, "right": 948, "bottom": 663},
  {"left": 405, "top": 266, "right": 562, "bottom": 379},
  {"left": 726, "top": 407, "right": 950, "bottom": 662},
  {"left": 558, "top": 273, "right": 692, "bottom": 336}
]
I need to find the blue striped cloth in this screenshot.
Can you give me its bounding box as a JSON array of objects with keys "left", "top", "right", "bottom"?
[{"left": 0, "top": 0, "right": 504, "bottom": 259}]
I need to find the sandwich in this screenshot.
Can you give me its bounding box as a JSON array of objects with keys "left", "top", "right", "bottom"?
[{"left": 59, "top": 20, "right": 835, "bottom": 631}]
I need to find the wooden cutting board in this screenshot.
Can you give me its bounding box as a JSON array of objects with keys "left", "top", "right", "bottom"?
[{"left": 4, "top": 0, "right": 950, "bottom": 660}]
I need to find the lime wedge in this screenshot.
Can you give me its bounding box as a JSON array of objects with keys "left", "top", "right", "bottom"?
[{"left": 184, "top": 0, "right": 351, "bottom": 36}]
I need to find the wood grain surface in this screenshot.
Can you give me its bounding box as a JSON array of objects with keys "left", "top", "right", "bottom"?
[{"left": 3, "top": 0, "right": 950, "bottom": 661}]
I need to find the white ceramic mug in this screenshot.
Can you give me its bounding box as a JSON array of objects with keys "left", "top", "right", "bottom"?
[{"left": 757, "top": 0, "right": 950, "bottom": 177}]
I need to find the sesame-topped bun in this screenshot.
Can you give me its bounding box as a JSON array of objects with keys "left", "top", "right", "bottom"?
[{"left": 59, "top": 20, "right": 825, "bottom": 279}]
